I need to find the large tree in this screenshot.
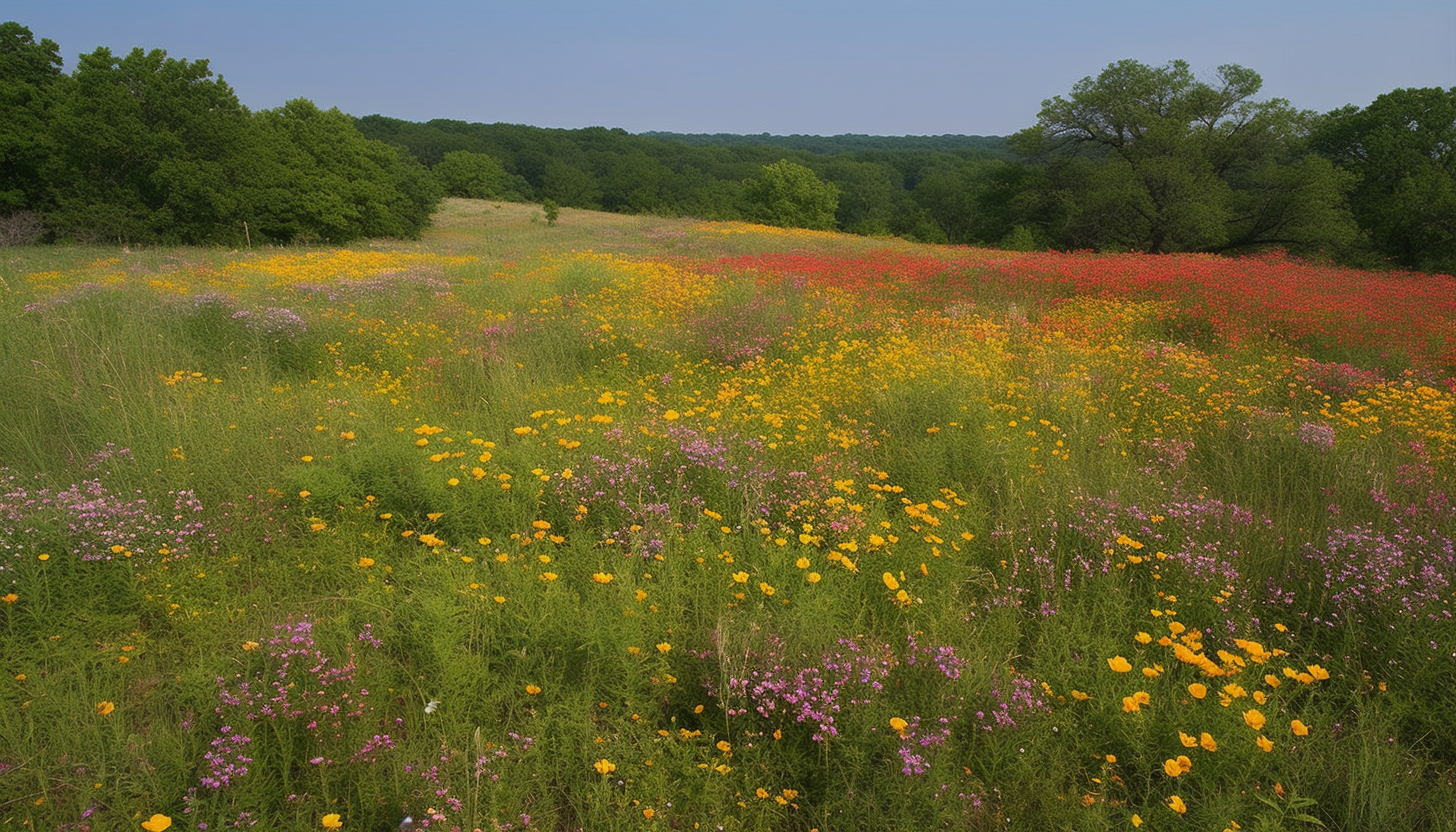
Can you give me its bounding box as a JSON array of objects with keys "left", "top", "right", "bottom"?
[
  {"left": 1011, "top": 59, "right": 1354, "bottom": 255},
  {"left": 1312, "top": 87, "right": 1456, "bottom": 274},
  {"left": 742, "top": 159, "right": 839, "bottom": 230},
  {"left": 0, "top": 22, "right": 63, "bottom": 216}
]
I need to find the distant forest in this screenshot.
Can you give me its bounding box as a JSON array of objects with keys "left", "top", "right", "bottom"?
[{"left": 3, "top": 21, "right": 1452, "bottom": 273}]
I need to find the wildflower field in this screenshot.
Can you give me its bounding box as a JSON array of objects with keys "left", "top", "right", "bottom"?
[{"left": 2, "top": 200, "right": 1454, "bottom": 831}]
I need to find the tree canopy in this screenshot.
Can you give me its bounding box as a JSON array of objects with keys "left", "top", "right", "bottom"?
[
  {"left": 742, "top": 159, "right": 840, "bottom": 230},
  {"left": 1312, "top": 87, "right": 1456, "bottom": 273},
  {"left": 1010, "top": 59, "right": 1355, "bottom": 256}
]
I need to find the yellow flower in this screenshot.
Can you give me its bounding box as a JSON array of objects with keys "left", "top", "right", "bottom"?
[
  {"left": 882, "top": 572, "right": 900, "bottom": 591},
  {"left": 1121, "top": 696, "right": 1141, "bottom": 713},
  {"left": 656, "top": 642, "right": 671, "bottom": 654},
  {"left": 1176, "top": 755, "right": 1192, "bottom": 773},
  {"left": 242, "top": 640, "right": 260, "bottom": 651},
  {"left": 1167, "top": 795, "right": 1187, "bottom": 814},
  {"left": 37, "top": 553, "right": 49, "bottom": 561},
  {"left": 1070, "top": 689, "right": 1091, "bottom": 701},
  {"left": 1179, "top": 731, "right": 1197, "bottom": 748},
  {"left": 1306, "top": 664, "right": 1330, "bottom": 681},
  {"left": 1256, "top": 735, "right": 1274, "bottom": 752},
  {"left": 1291, "top": 719, "right": 1309, "bottom": 736},
  {"left": 716, "top": 740, "right": 732, "bottom": 753},
  {"left": 1134, "top": 691, "right": 1151, "bottom": 705},
  {"left": 2, "top": 593, "right": 18, "bottom": 603},
  {"left": 1107, "top": 656, "right": 1133, "bottom": 673},
  {"left": 1163, "top": 758, "right": 1184, "bottom": 777},
  {"left": 1188, "top": 683, "right": 1208, "bottom": 699},
  {"left": 795, "top": 557, "right": 810, "bottom": 569},
  {"left": 1200, "top": 732, "right": 1218, "bottom": 752},
  {"left": 732, "top": 571, "right": 749, "bottom": 583},
  {"left": 758, "top": 582, "right": 775, "bottom": 596},
  {"left": 1132, "top": 814, "right": 1143, "bottom": 827},
  {"left": 1135, "top": 631, "right": 1152, "bottom": 644},
  {"left": 642, "top": 808, "right": 655, "bottom": 819},
  {"left": 1243, "top": 709, "right": 1266, "bottom": 731},
  {"left": 141, "top": 815, "right": 173, "bottom": 831},
  {"left": 96, "top": 701, "right": 115, "bottom": 716},
  {"left": 889, "top": 717, "right": 909, "bottom": 736},
  {"left": 594, "top": 759, "right": 616, "bottom": 775},
  {"left": 592, "top": 572, "right": 614, "bottom": 584},
  {"left": 357, "top": 557, "right": 375, "bottom": 568},
  {"left": 1105, "top": 754, "right": 1117, "bottom": 763},
  {"left": 322, "top": 814, "right": 343, "bottom": 830}
]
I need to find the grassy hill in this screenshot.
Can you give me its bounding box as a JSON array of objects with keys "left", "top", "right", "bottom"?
[{"left": 1, "top": 201, "right": 1453, "bottom": 831}]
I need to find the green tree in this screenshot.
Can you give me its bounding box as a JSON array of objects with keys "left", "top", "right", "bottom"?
[
  {"left": 0, "top": 22, "right": 63, "bottom": 216},
  {"left": 433, "top": 150, "right": 525, "bottom": 201},
  {"left": 1312, "top": 87, "right": 1456, "bottom": 273},
  {"left": 742, "top": 159, "right": 839, "bottom": 230},
  {"left": 45, "top": 45, "right": 252, "bottom": 243},
  {"left": 247, "top": 99, "right": 439, "bottom": 243},
  {"left": 1012, "top": 59, "right": 1353, "bottom": 255}
]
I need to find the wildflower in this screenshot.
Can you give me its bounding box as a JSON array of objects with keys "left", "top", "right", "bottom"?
[
  {"left": 806, "top": 572, "right": 822, "bottom": 583},
  {"left": 96, "top": 701, "right": 116, "bottom": 716},
  {"left": 1122, "top": 696, "right": 1142, "bottom": 713},
  {"left": 1167, "top": 795, "right": 1187, "bottom": 814},
  {"left": 1243, "top": 709, "right": 1266, "bottom": 731},
  {"left": 38, "top": 553, "right": 49, "bottom": 561},
  {"left": 1291, "top": 719, "right": 1309, "bottom": 736},
  {"left": 1105, "top": 755, "right": 1117, "bottom": 763},
  {"left": 142, "top": 815, "right": 173, "bottom": 831},
  {"left": 759, "top": 582, "right": 775, "bottom": 596},
  {"left": 1107, "top": 656, "right": 1133, "bottom": 673},
  {"left": 1200, "top": 732, "right": 1218, "bottom": 752},
  {"left": 1070, "top": 689, "right": 1091, "bottom": 701},
  {"left": 1179, "top": 731, "right": 1197, "bottom": 748},
  {"left": 1132, "top": 814, "right": 1143, "bottom": 827},
  {"left": 890, "top": 717, "right": 909, "bottom": 736},
  {"left": 1188, "top": 683, "right": 1208, "bottom": 699},
  {"left": 1257, "top": 735, "right": 1274, "bottom": 752},
  {"left": 1135, "top": 631, "right": 1152, "bottom": 644},
  {"left": 1306, "top": 664, "right": 1330, "bottom": 681},
  {"left": 357, "top": 557, "right": 375, "bottom": 568},
  {"left": 882, "top": 572, "right": 900, "bottom": 590},
  {"left": 592, "top": 572, "right": 614, "bottom": 584},
  {"left": 1163, "top": 758, "right": 1184, "bottom": 777},
  {"left": 732, "top": 571, "right": 749, "bottom": 583},
  {"left": 526, "top": 684, "right": 542, "bottom": 695},
  {"left": 1176, "top": 755, "right": 1192, "bottom": 772},
  {"left": 656, "top": 642, "right": 671, "bottom": 654},
  {"left": 594, "top": 759, "right": 616, "bottom": 775},
  {"left": 643, "top": 808, "right": 655, "bottom": 819},
  {"left": 242, "top": 640, "right": 260, "bottom": 651},
  {"left": 3, "top": 593, "right": 17, "bottom": 603},
  {"left": 322, "top": 814, "right": 343, "bottom": 829},
  {"left": 717, "top": 740, "right": 732, "bottom": 753},
  {"left": 424, "top": 700, "right": 440, "bottom": 714}
]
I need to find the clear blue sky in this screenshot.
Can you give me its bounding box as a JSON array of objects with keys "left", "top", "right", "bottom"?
[{"left": 8, "top": 0, "right": 1454, "bottom": 136}]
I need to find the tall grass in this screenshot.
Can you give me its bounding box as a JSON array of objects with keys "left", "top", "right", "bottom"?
[{"left": 1, "top": 201, "right": 1452, "bottom": 831}]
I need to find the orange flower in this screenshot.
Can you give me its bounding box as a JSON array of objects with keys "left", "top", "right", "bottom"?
[
  {"left": 141, "top": 815, "right": 173, "bottom": 832},
  {"left": 1188, "top": 683, "right": 1208, "bottom": 699},
  {"left": 1291, "top": 719, "right": 1309, "bottom": 736},
  {"left": 1243, "top": 708, "right": 1267, "bottom": 731},
  {"left": 1107, "top": 656, "right": 1133, "bottom": 673},
  {"left": 96, "top": 701, "right": 116, "bottom": 716},
  {"left": 1167, "top": 795, "right": 1187, "bottom": 814}
]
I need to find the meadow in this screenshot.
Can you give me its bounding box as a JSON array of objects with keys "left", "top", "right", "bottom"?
[{"left": 1, "top": 199, "right": 1453, "bottom": 831}]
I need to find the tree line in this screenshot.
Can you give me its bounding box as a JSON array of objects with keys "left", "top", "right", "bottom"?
[
  {"left": 0, "top": 22, "right": 437, "bottom": 246},
  {"left": 3, "top": 21, "right": 1452, "bottom": 273}
]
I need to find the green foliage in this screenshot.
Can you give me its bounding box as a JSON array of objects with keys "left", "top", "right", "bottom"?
[
  {"left": 433, "top": 150, "right": 527, "bottom": 201},
  {"left": 542, "top": 198, "right": 560, "bottom": 226},
  {"left": 0, "top": 22, "right": 63, "bottom": 216},
  {"left": 742, "top": 158, "right": 840, "bottom": 230},
  {"left": 1012, "top": 59, "right": 1355, "bottom": 256},
  {"left": 1312, "top": 87, "right": 1456, "bottom": 274}
]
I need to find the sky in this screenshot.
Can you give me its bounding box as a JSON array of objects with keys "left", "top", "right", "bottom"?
[{"left": 7, "top": 1, "right": 1454, "bottom": 136}]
